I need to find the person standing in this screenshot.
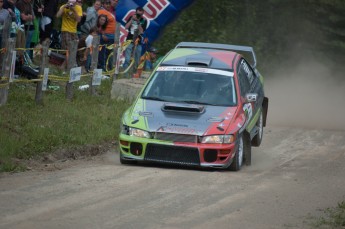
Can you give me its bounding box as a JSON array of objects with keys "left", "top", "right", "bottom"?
[
  {"left": 123, "top": 6, "right": 147, "bottom": 71},
  {"left": 109, "top": 0, "right": 117, "bottom": 16},
  {"left": 3, "top": 0, "right": 19, "bottom": 37},
  {"left": 0, "top": 0, "right": 10, "bottom": 48},
  {"left": 16, "top": 0, "right": 35, "bottom": 58},
  {"left": 97, "top": 0, "right": 115, "bottom": 70},
  {"left": 82, "top": 26, "right": 97, "bottom": 72},
  {"left": 40, "top": 0, "right": 58, "bottom": 43},
  {"left": 80, "top": 0, "right": 101, "bottom": 37},
  {"left": 32, "top": 0, "right": 43, "bottom": 47},
  {"left": 4, "top": 0, "right": 24, "bottom": 59},
  {"left": 56, "top": 0, "right": 82, "bottom": 71}
]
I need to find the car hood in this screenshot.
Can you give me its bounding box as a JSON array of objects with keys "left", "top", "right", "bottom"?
[{"left": 124, "top": 99, "right": 238, "bottom": 136}]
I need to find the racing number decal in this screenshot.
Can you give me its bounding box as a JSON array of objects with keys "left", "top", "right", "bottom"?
[{"left": 243, "top": 103, "right": 253, "bottom": 127}]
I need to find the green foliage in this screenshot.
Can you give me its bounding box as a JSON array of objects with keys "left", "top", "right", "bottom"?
[
  {"left": 0, "top": 79, "right": 130, "bottom": 172},
  {"left": 312, "top": 201, "right": 345, "bottom": 228},
  {"left": 156, "top": 0, "right": 345, "bottom": 74}
]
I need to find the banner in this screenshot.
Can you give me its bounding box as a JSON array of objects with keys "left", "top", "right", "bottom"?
[{"left": 116, "top": 0, "right": 194, "bottom": 44}]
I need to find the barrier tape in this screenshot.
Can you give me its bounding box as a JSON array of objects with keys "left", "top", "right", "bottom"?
[
  {"left": 0, "top": 81, "right": 9, "bottom": 88},
  {"left": 0, "top": 40, "right": 139, "bottom": 87}
]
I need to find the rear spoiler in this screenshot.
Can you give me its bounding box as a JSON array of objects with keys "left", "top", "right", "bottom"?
[{"left": 175, "top": 42, "right": 257, "bottom": 69}]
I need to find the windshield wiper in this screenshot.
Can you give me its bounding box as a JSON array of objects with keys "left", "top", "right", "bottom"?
[{"left": 142, "top": 96, "right": 166, "bottom": 101}]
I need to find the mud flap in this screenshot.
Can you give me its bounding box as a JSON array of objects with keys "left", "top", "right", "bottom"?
[
  {"left": 244, "top": 132, "right": 252, "bottom": 166},
  {"left": 263, "top": 97, "right": 269, "bottom": 127}
]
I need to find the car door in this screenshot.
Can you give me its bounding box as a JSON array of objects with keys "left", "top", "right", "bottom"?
[{"left": 237, "top": 58, "right": 263, "bottom": 125}]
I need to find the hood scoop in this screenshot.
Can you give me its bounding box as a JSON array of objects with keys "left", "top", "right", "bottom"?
[{"left": 162, "top": 103, "right": 205, "bottom": 114}]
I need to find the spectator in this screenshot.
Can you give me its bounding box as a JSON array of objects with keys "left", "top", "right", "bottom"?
[
  {"left": 40, "top": 0, "right": 58, "bottom": 43},
  {"left": 76, "top": 0, "right": 84, "bottom": 37},
  {"left": 123, "top": 6, "right": 147, "bottom": 72},
  {"left": 32, "top": 0, "right": 43, "bottom": 47},
  {"left": 109, "top": 0, "right": 117, "bottom": 16},
  {"left": 0, "top": 0, "right": 10, "bottom": 47},
  {"left": 80, "top": 0, "right": 101, "bottom": 37},
  {"left": 97, "top": 1, "right": 115, "bottom": 70},
  {"left": 16, "top": 0, "right": 35, "bottom": 58},
  {"left": 4, "top": 0, "right": 19, "bottom": 37},
  {"left": 96, "top": 13, "right": 107, "bottom": 32},
  {"left": 56, "top": 0, "right": 82, "bottom": 71},
  {"left": 5, "top": 0, "right": 25, "bottom": 59},
  {"left": 82, "top": 26, "right": 97, "bottom": 72}
]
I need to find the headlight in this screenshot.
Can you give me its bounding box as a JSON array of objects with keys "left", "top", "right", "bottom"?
[
  {"left": 129, "top": 127, "right": 151, "bottom": 138},
  {"left": 121, "top": 123, "right": 129, "bottom": 134},
  {"left": 201, "top": 135, "right": 234, "bottom": 144}
]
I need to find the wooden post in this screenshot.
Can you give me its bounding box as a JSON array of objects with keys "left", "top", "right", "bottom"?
[
  {"left": 112, "top": 22, "right": 121, "bottom": 83},
  {"left": 65, "top": 40, "right": 78, "bottom": 101},
  {"left": 35, "top": 40, "right": 49, "bottom": 105},
  {"left": 0, "top": 18, "right": 14, "bottom": 106},
  {"left": 89, "top": 35, "right": 100, "bottom": 95}
]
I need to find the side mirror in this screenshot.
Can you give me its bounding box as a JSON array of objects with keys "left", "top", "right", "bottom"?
[{"left": 245, "top": 93, "right": 258, "bottom": 103}]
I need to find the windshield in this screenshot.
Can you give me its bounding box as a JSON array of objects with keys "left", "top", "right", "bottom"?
[{"left": 141, "top": 67, "right": 237, "bottom": 106}]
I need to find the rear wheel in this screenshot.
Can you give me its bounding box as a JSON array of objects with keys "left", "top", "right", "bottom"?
[{"left": 252, "top": 111, "right": 263, "bottom": 147}]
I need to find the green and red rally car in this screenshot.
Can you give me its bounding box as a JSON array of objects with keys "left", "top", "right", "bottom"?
[{"left": 119, "top": 42, "right": 268, "bottom": 171}]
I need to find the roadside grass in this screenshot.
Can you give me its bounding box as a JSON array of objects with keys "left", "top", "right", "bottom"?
[
  {"left": 310, "top": 201, "right": 345, "bottom": 228},
  {"left": 0, "top": 78, "right": 131, "bottom": 172}
]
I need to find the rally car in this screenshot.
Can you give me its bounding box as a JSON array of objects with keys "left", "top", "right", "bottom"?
[{"left": 118, "top": 42, "right": 268, "bottom": 171}]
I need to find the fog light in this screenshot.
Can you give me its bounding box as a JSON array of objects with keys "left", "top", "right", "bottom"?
[
  {"left": 204, "top": 149, "right": 218, "bottom": 163},
  {"left": 130, "top": 142, "right": 143, "bottom": 156}
]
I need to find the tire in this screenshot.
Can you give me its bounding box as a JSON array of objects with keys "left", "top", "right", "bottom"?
[
  {"left": 120, "top": 155, "right": 137, "bottom": 165},
  {"left": 251, "top": 110, "right": 263, "bottom": 147},
  {"left": 228, "top": 135, "right": 244, "bottom": 171}
]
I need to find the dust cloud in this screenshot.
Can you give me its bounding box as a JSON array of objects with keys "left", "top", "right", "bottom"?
[{"left": 265, "top": 58, "right": 345, "bottom": 130}]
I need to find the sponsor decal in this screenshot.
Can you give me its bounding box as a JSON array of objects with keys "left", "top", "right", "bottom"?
[
  {"left": 207, "top": 117, "right": 225, "bottom": 123},
  {"left": 139, "top": 111, "right": 153, "bottom": 117},
  {"left": 156, "top": 66, "right": 234, "bottom": 76}
]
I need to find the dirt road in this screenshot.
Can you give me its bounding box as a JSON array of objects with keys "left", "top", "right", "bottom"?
[
  {"left": 0, "top": 126, "right": 344, "bottom": 229},
  {"left": 1, "top": 60, "right": 345, "bottom": 229}
]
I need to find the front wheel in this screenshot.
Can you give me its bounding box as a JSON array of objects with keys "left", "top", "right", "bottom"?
[
  {"left": 120, "top": 155, "right": 137, "bottom": 165},
  {"left": 228, "top": 135, "right": 244, "bottom": 171},
  {"left": 228, "top": 133, "right": 251, "bottom": 171}
]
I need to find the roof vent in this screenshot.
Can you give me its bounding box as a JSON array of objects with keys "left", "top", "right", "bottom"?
[{"left": 185, "top": 57, "right": 212, "bottom": 67}]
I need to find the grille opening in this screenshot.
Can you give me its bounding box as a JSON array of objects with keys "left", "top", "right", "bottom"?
[
  {"left": 204, "top": 149, "right": 218, "bottom": 163},
  {"left": 154, "top": 132, "right": 197, "bottom": 143},
  {"left": 130, "top": 142, "right": 143, "bottom": 156},
  {"left": 145, "top": 144, "right": 200, "bottom": 166},
  {"left": 122, "top": 147, "right": 129, "bottom": 153}
]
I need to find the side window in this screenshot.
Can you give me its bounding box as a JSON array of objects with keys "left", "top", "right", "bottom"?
[
  {"left": 241, "top": 59, "right": 255, "bottom": 84},
  {"left": 237, "top": 59, "right": 251, "bottom": 97}
]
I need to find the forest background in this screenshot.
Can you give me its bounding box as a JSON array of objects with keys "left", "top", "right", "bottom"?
[{"left": 154, "top": 0, "right": 345, "bottom": 76}]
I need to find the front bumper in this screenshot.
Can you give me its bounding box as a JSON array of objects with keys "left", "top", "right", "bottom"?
[{"left": 119, "top": 134, "right": 237, "bottom": 169}]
